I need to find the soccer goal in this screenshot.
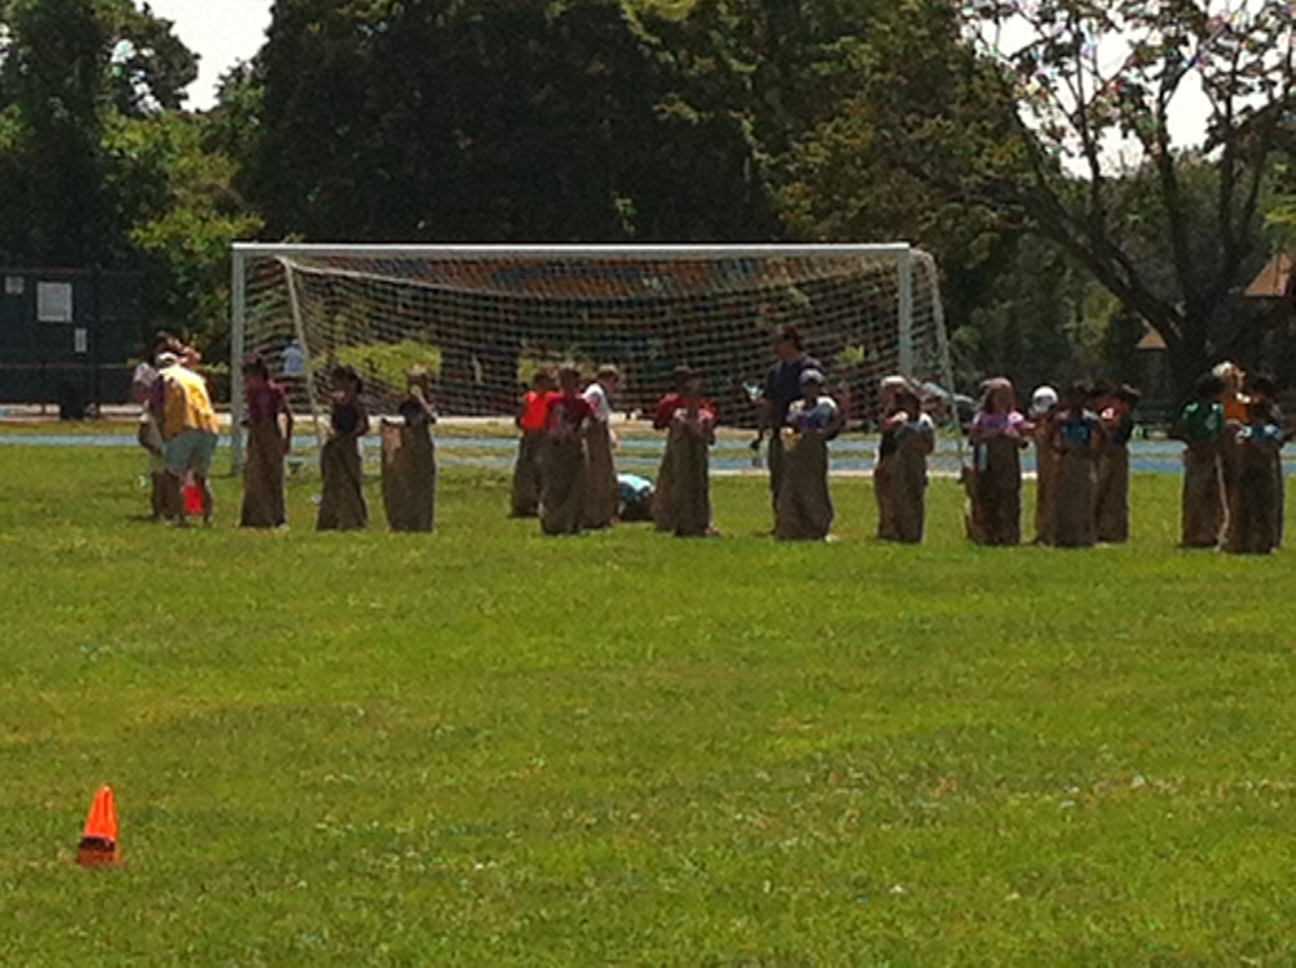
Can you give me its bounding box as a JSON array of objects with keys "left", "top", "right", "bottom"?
[{"left": 229, "top": 243, "right": 954, "bottom": 466}]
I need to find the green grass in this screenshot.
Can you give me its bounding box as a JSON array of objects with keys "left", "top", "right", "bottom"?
[{"left": 2, "top": 444, "right": 1295, "bottom": 966}]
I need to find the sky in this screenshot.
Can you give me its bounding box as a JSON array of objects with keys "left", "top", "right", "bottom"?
[{"left": 147, "top": 0, "right": 273, "bottom": 111}]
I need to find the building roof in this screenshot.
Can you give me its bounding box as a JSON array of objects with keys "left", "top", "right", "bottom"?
[
  {"left": 1245, "top": 252, "right": 1293, "bottom": 299},
  {"left": 1136, "top": 327, "right": 1167, "bottom": 351}
]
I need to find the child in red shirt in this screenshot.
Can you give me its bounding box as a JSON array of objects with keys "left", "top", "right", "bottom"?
[
  {"left": 510, "top": 368, "right": 555, "bottom": 517},
  {"left": 540, "top": 365, "right": 593, "bottom": 534}
]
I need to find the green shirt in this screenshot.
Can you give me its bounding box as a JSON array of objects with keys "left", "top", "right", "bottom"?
[{"left": 1179, "top": 400, "right": 1224, "bottom": 440}]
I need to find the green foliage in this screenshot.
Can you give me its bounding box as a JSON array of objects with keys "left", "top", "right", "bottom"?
[
  {"left": 0, "top": 0, "right": 124, "bottom": 267},
  {"left": 786, "top": 0, "right": 1295, "bottom": 394},
  {"left": 1263, "top": 159, "right": 1296, "bottom": 250},
  {"left": 122, "top": 111, "right": 264, "bottom": 356},
  {"left": 240, "top": 0, "right": 783, "bottom": 242},
  {"left": 96, "top": 0, "right": 199, "bottom": 115},
  {"left": 334, "top": 339, "right": 443, "bottom": 394},
  {"left": 6, "top": 445, "right": 1296, "bottom": 964},
  {"left": 946, "top": 235, "right": 1080, "bottom": 391},
  {"left": 0, "top": 0, "right": 238, "bottom": 362}
]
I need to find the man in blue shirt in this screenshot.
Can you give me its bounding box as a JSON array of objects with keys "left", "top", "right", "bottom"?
[{"left": 754, "top": 325, "right": 823, "bottom": 513}]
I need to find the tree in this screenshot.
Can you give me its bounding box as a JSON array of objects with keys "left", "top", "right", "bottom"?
[
  {"left": 125, "top": 111, "right": 264, "bottom": 355},
  {"left": 0, "top": 0, "right": 198, "bottom": 269},
  {"left": 0, "top": 0, "right": 122, "bottom": 266},
  {"left": 99, "top": 0, "right": 200, "bottom": 115},
  {"left": 240, "top": 0, "right": 782, "bottom": 242},
  {"left": 788, "top": 0, "right": 1294, "bottom": 393}
]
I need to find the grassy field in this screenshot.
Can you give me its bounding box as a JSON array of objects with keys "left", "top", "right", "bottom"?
[{"left": 2, "top": 443, "right": 1295, "bottom": 967}]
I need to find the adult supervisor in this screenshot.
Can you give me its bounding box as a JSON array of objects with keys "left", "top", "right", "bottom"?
[
  {"left": 753, "top": 324, "right": 824, "bottom": 514},
  {"left": 153, "top": 350, "right": 221, "bottom": 526}
]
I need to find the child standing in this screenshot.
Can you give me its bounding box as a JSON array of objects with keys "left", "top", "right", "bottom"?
[
  {"left": 239, "top": 354, "right": 293, "bottom": 528},
  {"left": 651, "top": 366, "right": 692, "bottom": 533},
  {"left": 1173, "top": 372, "right": 1226, "bottom": 548},
  {"left": 1094, "top": 383, "right": 1140, "bottom": 543},
  {"left": 381, "top": 367, "right": 437, "bottom": 532},
  {"left": 1214, "top": 361, "right": 1248, "bottom": 549},
  {"left": 1029, "top": 385, "right": 1060, "bottom": 545},
  {"left": 131, "top": 360, "right": 170, "bottom": 521},
  {"left": 1249, "top": 373, "right": 1286, "bottom": 546},
  {"left": 316, "top": 364, "right": 369, "bottom": 531},
  {"left": 1048, "top": 383, "right": 1104, "bottom": 548},
  {"left": 582, "top": 365, "right": 622, "bottom": 530},
  {"left": 965, "top": 377, "right": 1028, "bottom": 546},
  {"left": 510, "top": 369, "right": 555, "bottom": 517},
  {"left": 540, "top": 365, "right": 593, "bottom": 535},
  {"left": 1225, "top": 376, "right": 1284, "bottom": 554},
  {"left": 872, "top": 374, "right": 909, "bottom": 541},
  {"left": 876, "top": 382, "right": 935, "bottom": 543},
  {"left": 775, "top": 369, "right": 843, "bottom": 541},
  {"left": 664, "top": 367, "right": 718, "bottom": 537}
]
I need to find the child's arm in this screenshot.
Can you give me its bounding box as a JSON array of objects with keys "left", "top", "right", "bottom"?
[
  {"left": 137, "top": 419, "right": 162, "bottom": 456},
  {"left": 1048, "top": 417, "right": 1066, "bottom": 453},
  {"left": 822, "top": 401, "right": 846, "bottom": 441},
  {"left": 281, "top": 402, "right": 295, "bottom": 454},
  {"left": 752, "top": 395, "right": 774, "bottom": 450},
  {"left": 903, "top": 415, "right": 936, "bottom": 456},
  {"left": 967, "top": 413, "right": 993, "bottom": 444},
  {"left": 651, "top": 395, "right": 671, "bottom": 431}
]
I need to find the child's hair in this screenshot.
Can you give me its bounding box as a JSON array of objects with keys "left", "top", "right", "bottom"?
[
  {"left": 557, "top": 363, "right": 582, "bottom": 389},
  {"left": 894, "top": 386, "right": 922, "bottom": 416},
  {"left": 776, "top": 324, "right": 804, "bottom": 351},
  {"left": 979, "top": 377, "right": 1014, "bottom": 412},
  {"left": 153, "top": 330, "right": 184, "bottom": 355},
  {"left": 1194, "top": 372, "right": 1225, "bottom": 401},
  {"left": 1246, "top": 371, "right": 1277, "bottom": 399},
  {"left": 406, "top": 365, "right": 431, "bottom": 397},
  {"left": 1113, "top": 383, "right": 1142, "bottom": 408},
  {"left": 1064, "top": 381, "right": 1090, "bottom": 407},
  {"left": 1088, "top": 379, "right": 1113, "bottom": 402},
  {"left": 331, "top": 363, "right": 363, "bottom": 394},
  {"left": 1248, "top": 396, "right": 1276, "bottom": 422},
  {"left": 242, "top": 353, "right": 270, "bottom": 380},
  {"left": 531, "top": 368, "right": 556, "bottom": 389},
  {"left": 596, "top": 364, "right": 620, "bottom": 382},
  {"left": 672, "top": 365, "right": 696, "bottom": 391}
]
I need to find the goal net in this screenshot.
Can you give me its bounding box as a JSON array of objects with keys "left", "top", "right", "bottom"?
[{"left": 230, "top": 243, "right": 954, "bottom": 467}]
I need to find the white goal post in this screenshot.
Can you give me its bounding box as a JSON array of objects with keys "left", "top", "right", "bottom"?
[{"left": 229, "top": 243, "right": 954, "bottom": 467}]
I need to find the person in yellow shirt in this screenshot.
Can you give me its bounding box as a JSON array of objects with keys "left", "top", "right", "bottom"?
[{"left": 151, "top": 350, "right": 220, "bottom": 526}]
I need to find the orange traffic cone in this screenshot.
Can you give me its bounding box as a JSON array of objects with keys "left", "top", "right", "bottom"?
[{"left": 77, "top": 785, "right": 120, "bottom": 867}]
